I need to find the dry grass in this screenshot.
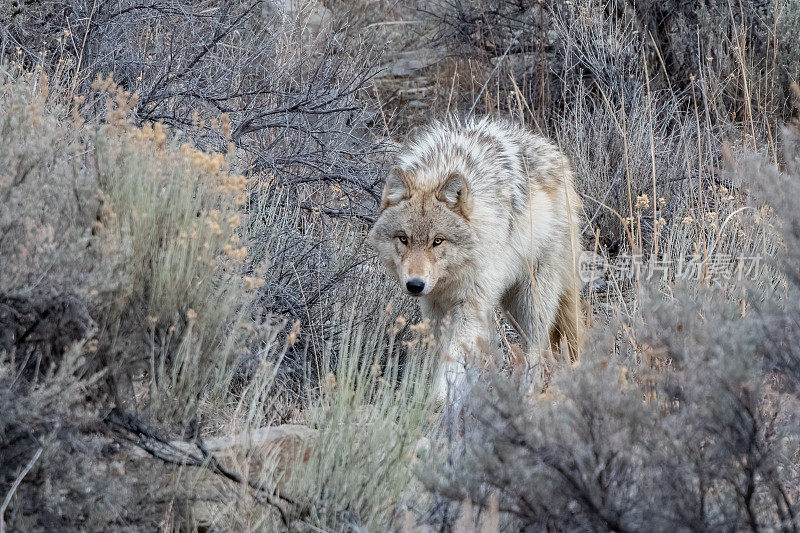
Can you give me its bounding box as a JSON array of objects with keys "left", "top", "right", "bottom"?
[{"left": 1, "top": 0, "right": 800, "bottom": 531}]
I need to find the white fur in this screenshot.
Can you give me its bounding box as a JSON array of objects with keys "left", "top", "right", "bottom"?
[{"left": 369, "top": 117, "right": 582, "bottom": 400}]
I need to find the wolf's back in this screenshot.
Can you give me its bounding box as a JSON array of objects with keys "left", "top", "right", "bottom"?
[{"left": 396, "top": 117, "right": 579, "bottom": 229}]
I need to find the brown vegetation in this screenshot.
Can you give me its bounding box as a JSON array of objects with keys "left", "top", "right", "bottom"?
[{"left": 1, "top": 0, "right": 799, "bottom": 530}]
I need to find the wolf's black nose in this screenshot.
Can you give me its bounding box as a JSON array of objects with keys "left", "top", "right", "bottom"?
[{"left": 406, "top": 279, "right": 425, "bottom": 294}]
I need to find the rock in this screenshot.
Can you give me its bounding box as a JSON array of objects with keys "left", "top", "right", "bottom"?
[
  {"left": 269, "top": 0, "right": 333, "bottom": 41},
  {"left": 385, "top": 48, "right": 446, "bottom": 78}
]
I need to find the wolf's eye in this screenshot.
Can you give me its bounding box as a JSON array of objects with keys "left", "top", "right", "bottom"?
[
  {"left": 432, "top": 237, "right": 444, "bottom": 247},
  {"left": 397, "top": 235, "right": 408, "bottom": 245}
]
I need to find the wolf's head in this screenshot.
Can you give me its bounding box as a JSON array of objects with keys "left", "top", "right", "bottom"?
[{"left": 367, "top": 167, "right": 478, "bottom": 297}]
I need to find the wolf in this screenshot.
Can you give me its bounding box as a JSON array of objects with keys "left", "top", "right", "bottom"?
[{"left": 367, "top": 117, "right": 582, "bottom": 398}]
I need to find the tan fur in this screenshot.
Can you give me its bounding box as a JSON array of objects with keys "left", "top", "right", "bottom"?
[
  {"left": 368, "top": 117, "right": 583, "bottom": 399},
  {"left": 548, "top": 276, "right": 583, "bottom": 363}
]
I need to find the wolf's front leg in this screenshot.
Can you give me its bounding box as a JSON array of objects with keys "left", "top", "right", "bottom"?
[
  {"left": 433, "top": 302, "right": 494, "bottom": 402},
  {"left": 435, "top": 343, "right": 468, "bottom": 403}
]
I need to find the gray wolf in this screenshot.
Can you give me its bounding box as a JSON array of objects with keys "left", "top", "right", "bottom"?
[{"left": 367, "top": 117, "right": 582, "bottom": 398}]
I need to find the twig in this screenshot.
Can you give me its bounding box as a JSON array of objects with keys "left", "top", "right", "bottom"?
[
  {"left": 67, "top": 0, "right": 98, "bottom": 103},
  {"left": 466, "top": 29, "right": 523, "bottom": 120},
  {"left": 103, "top": 408, "right": 299, "bottom": 526},
  {"left": 298, "top": 203, "right": 376, "bottom": 223},
  {"left": 0, "top": 447, "right": 43, "bottom": 533}
]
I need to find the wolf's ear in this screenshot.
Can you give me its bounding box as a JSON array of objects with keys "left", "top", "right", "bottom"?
[
  {"left": 436, "top": 172, "right": 473, "bottom": 219},
  {"left": 381, "top": 166, "right": 413, "bottom": 210}
]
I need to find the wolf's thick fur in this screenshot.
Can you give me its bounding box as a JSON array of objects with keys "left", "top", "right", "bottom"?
[{"left": 368, "top": 117, "right": 582, "bottom": 396}]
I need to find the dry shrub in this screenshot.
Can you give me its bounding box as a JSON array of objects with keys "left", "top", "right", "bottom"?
[
  {"left": 2, "top": 1, "right": 388, "bottom": 219},
  {"left": 286, "top": 318, "right": 436, "bottom": 529},
  {"left": 163, "top": 312, "right": 438, "bottom": 531},
  {"left": 0, "top": 69, "right": 122, "bottom": 377},
  {"left": 85, "top": 75, "right": 262, "bottom": 420},
  {"left": 1, "top": 0, "right": 407, "bottom": 409},
  {"left": 0, "top": 63, "right": 423, "bottom": 531},
  {"left": 420, "top": 136, "right": 800, "bottom": 532},
  {"left": 1, "top": 67, "right": 264, "bottom": 416},
  {"left": 0, "top": 69, "right": 271, "bottom": 529},
  {"left": 420, "top": 0, "right": 800, "bottom": 255},
  {"left": 2, "top": 1, "right": 800, "bottom": 531}
]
